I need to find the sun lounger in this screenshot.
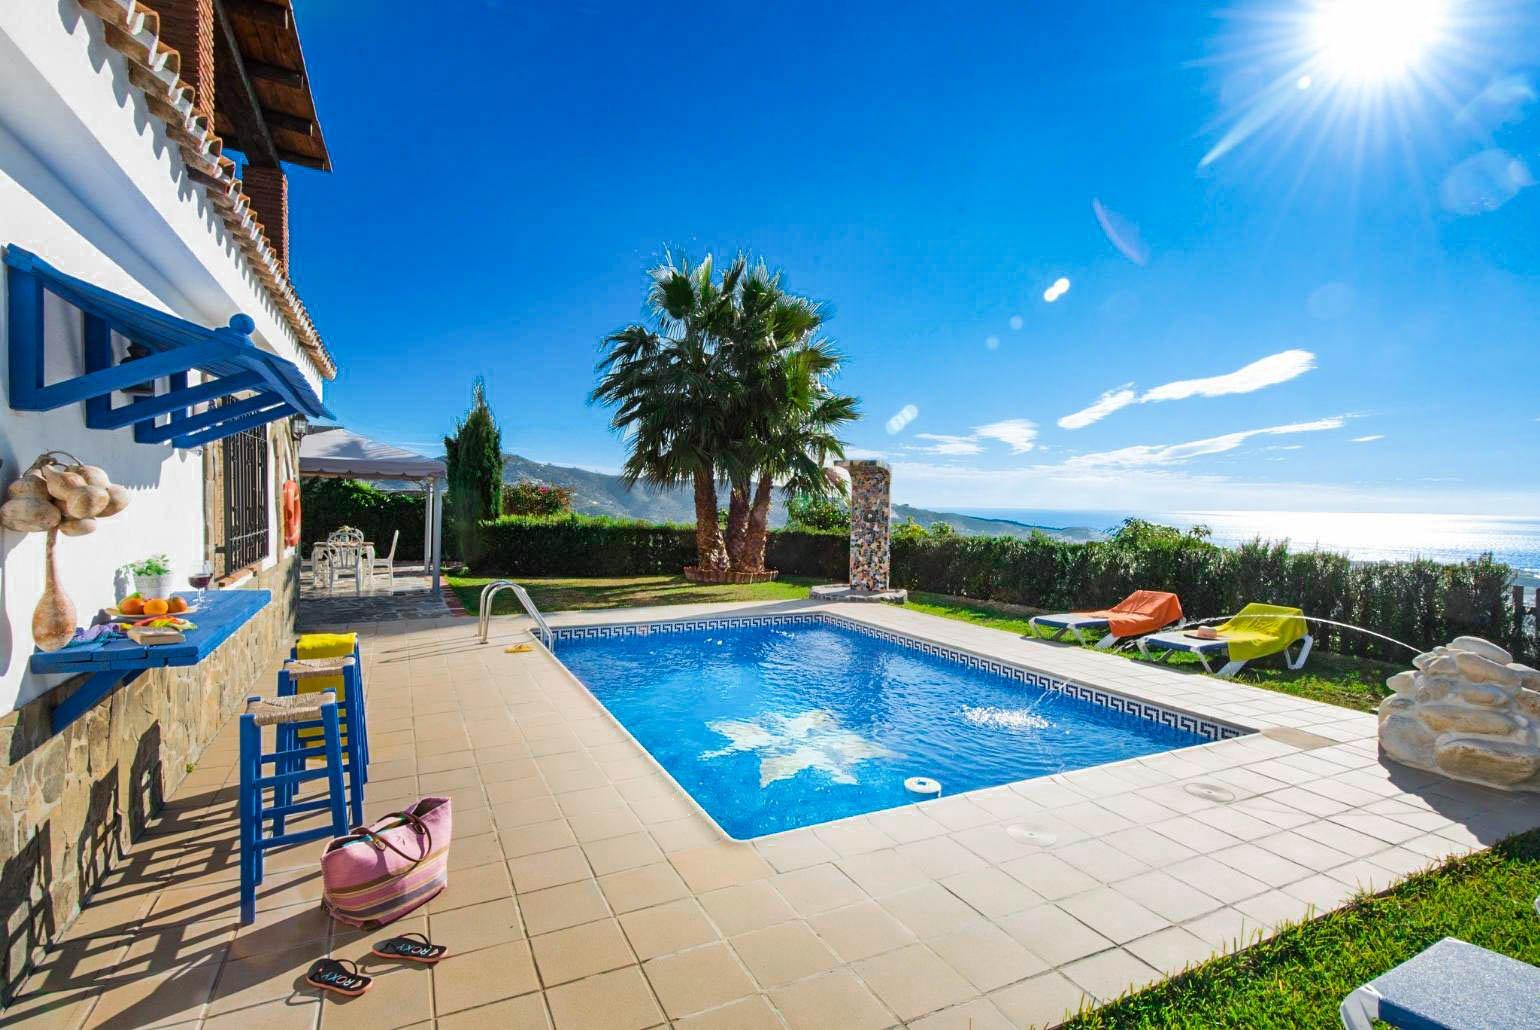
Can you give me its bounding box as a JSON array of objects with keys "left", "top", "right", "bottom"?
[
  {"left": 1028, "top": 590, "right": 1182, "bottom": 649},
  {"left": 1340, "top": 936, "right": 1540, "bottom": 1029},
  {"left": 1137, "top": 601, "right": 1311, "bottom": 678}
]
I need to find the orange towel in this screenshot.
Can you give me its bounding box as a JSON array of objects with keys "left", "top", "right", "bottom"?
[{"left": 1075, "top": 590, "right": 1183, "bottom": 639}]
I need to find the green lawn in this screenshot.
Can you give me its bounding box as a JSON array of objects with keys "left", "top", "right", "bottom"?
[
  {"left": 1064, "top": 829, "right": 1540, "bottom": 1028},
  {"left": 450, "top": 574, "right": 1401, "bottom": 713},
  {"left": 450, "top": 574, "right": 819, "bottom": 615}
]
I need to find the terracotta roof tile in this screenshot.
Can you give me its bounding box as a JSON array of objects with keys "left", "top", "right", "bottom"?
[{"left": 77, "top": 0, "right": 336, "bottom": 379}]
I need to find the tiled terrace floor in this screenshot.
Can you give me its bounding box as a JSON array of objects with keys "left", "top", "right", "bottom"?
[
  {"left": 297, "top": 565, "right": 459, "bottom": 629},
  {"left": 9, "top": 600, "right": 1540, "bottom": 1029}
]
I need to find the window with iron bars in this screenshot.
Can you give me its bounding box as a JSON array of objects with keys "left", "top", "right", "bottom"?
[{"left": 221, "top": 424, "right": 269, "bottom": 573}]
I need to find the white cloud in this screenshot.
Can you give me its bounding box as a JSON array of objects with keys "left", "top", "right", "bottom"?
[
  {"left": 905, "top": 418, "right": 1039, "bottom": 457},
  {"left": 1055, "top": 349, "right": 1317, "bottom": 429},
  {"left": 885, "top": 404, "right": 918, "bottom": 434},
  {"left": 974, "top": 418, "right": 1039, "bottom": 454},
  {"left": 1060, "top": 417, "right": 1344, "bottom": 469},
  {"left": 1140, "top": 349, "right": 1316, "bottom": 403},
  {"left": 911, "top": 433, "right": 984, "bottom": 456},
  {"left": 1351, "top": 434, "right": 1385, "bottom": 443},
  {"left": 1057, "top": 386, "right": 1137, "bottom": 430}
]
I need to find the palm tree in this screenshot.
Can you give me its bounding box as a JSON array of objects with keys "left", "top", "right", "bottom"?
[
  {"left": 719, "top": 264, "right": 858, "bottom": 573},
  {"left": 736, "top": 340, "right": 858, "bottom": 573},
  {"left": 592, "top": 254, "right": 743, "bottom": 573}
]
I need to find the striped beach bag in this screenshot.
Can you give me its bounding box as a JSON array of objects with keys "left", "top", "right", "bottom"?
[{"left": 321, "top": 797, "right": 451, "bottom": 927}]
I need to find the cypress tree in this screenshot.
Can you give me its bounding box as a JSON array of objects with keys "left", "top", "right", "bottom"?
[{"left": 443, "top": 377, "right": 505, "bottom": 562}]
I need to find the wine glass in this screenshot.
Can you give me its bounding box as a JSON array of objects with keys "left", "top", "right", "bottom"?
[{"left": 188, "top": 561, "right": 214, "bottom": 606}]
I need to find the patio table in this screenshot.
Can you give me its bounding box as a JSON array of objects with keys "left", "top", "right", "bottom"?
[
  {"left": 323, "top": 540, "right": 374, "bottom": 595},
  {"left": 31, "top": 589, "right": 271, "bottom": 734}
]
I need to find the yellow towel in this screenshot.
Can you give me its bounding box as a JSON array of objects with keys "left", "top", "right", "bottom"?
[
  {"left": 294, "top": 632, "right": 357, "bottom": 742},
  {"left": 1217, "top": 603, "right": 1308, "bottom": 662}
]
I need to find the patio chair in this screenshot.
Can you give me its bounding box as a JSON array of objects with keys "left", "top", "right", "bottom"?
[
  {"left": 1137, "top": 602, "right": 1312, "bottom": 678},
  {"left": 368, "top": 529, "right": 399, "bottom": 587},
  {"left": 1340, "top": 937, "right": 1540, "bottom": 1029},
  {"left": 1028, "top": 590, "right": 1183, "bottom": 648},
  {"left": 310, "top": 543, "right": 336, "bottom": 592}
]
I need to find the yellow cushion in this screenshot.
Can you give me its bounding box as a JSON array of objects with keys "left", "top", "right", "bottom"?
[
  {"left": 1216, "top": 603, "right": 1307, "bottom": 662},
  {"left": 294, "top": 632, "right": 357, "bottom": 741}
]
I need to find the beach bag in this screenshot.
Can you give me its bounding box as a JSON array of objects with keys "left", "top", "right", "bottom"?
[{"left": 321, "top": 797, "right": 451, "bottom": 928}]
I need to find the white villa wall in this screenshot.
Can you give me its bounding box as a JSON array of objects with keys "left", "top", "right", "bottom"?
[{"left": 0, "top": 5, "right": 321, "bottom": 712}]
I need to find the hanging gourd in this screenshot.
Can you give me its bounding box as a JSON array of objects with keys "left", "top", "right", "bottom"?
[{"left": 1, "top": 452, "right": 134, "bottom": 651}]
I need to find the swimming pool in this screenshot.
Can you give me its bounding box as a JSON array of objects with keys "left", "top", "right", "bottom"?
[{"left": 556, "top": 615, "right": 1229, "bottom": 838}]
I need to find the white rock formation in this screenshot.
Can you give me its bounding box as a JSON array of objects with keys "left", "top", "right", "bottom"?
[{"left": 1379, "top": 636, "right": 1540, "bottom": 792}]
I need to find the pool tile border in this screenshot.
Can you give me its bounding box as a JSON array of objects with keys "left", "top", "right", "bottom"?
[{"left": 551, "top": 611, "right": 1251, "bottom": 742}]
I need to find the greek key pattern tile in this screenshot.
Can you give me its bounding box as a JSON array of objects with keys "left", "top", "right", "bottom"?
[{"left": 553, "top": 612, "right": 1250, "bottom": 741}]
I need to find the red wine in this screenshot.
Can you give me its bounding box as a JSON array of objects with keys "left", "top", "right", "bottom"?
[{"left": 188, "top": 574, "right": 213, "bottom": 590}]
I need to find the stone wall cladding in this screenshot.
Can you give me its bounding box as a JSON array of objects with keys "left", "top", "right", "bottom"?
[
  {"left": 0, "top": 556, "right": 298, "bottom": 1003},
  {"left": 839, "top": 460, "right": 893, "bottom": 592}
]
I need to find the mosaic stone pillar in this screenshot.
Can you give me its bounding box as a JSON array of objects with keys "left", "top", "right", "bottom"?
[{"left": 839, "top": 460, "right": 892, "bottom": 591}]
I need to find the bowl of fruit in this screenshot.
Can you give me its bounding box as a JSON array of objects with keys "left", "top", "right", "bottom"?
[{"left": 106, "top": 593, "right": 195, "bottom": 621}]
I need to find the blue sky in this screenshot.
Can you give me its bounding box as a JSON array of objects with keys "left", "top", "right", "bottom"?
[{"left": 287, "top": 1, "right": 1540, "bottom": 514}]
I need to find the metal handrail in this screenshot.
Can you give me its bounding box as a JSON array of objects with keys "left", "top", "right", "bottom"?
[{"left": 478, "top": 580, "right": 552, "bottom": 649}]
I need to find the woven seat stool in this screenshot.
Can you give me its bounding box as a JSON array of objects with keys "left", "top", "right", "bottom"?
[
  {"left": 239, "top": 691, "right": 349, "bottom": 925},
  {"left": 290, "top": 633, "right": 370, "bottom": 772},
  {"left": 275, "top": 656, "right": 366, "bottom": 829}
]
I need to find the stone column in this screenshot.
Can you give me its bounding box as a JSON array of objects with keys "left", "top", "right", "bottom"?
[{"left": 839, "top": 460, "right": 892, "bottom": 591}]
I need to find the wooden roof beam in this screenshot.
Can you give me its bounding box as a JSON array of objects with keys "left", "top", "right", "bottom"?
[
  {"left": 226, "top": 0, "right": 290, "bottom": 30},
  {"left": 261, "top": 108, "right": 315, "bottom": 138},
  {"left": 275, "top": 149, "right": 326, "bottom": 170},
  {"left": 212, "top": 0, "right": 279, "bottom": 166},
  {"left": 247, "top": 60, "right": 305, "bottom": 89}
]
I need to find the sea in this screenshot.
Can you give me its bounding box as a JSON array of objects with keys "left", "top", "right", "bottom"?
[{"left": 960, "top": 509, "right": 1540, "bottom": 589}]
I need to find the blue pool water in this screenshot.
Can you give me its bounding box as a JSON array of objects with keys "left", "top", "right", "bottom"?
[{"left": 556, "top": 618, "right": 1208, "bottom": 838}]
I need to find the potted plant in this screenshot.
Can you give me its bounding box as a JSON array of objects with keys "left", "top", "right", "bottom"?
[{"left": 130, "top": 553, "right": 174, "bottom": 599}]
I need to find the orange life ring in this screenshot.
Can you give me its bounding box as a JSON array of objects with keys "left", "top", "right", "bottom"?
[{"left": 280, "top": 479, "right": 301, "bottom": 547}]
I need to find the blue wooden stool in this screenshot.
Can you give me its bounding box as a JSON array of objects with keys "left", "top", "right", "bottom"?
[
  {"left": 276, "top": 655, "right": 367, "bottom": 828},
  {"left": 290, "top": 635, "right": 370, "bottom": 772},
  {"left": 238, "top": 692, "right": 350, "bottom": 925}
]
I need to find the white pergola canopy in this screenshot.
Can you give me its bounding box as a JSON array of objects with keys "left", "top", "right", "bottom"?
[
  {"left": 299, "top": 426, "right": 447, "bottom": 593},
  {"left": 299, "top": 426, "right": 446, "bottom": 481}
]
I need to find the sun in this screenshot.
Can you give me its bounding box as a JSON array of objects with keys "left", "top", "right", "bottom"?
[{"left": 1311, "top": 0, "right": 1449, "bottom": 82}]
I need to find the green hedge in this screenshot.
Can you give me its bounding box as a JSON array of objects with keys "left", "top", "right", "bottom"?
[
  {"left": 300, "top": 479, "right": 427, "bottom": 561},
  {"left": 472, "top": 515, "right": 851, "bottom": 580},
  {"left": 466, "top": 513, "right": 1532, "bottom": 664},
  {"left": 891, "top": 529, "right": 1524, "bottom": 663},
  {"left": 474, "top": 514, "right": 695, "bottom": 575}
]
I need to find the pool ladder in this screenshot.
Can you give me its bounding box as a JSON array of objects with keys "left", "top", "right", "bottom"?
[{"left": 478, "top": 580, "right": 553, "bottom": 649}]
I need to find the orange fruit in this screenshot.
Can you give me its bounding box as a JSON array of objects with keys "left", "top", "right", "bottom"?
[
  {"left": 142, "top": 598, "right": 169, "bottom": 616},
  {"left": 120, "top": 596, "right": 144, "bottom": 615},
  {"left": 167, "top": 596, "right": 189, "bottom": 614}
]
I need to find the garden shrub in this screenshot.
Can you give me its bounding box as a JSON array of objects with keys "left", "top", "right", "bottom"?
[
  {"left": 300, "top": 479, "right": 427, "bottom": 560},
  {"left": 503, "top": 481, "right": 573, "bottom": 516}
]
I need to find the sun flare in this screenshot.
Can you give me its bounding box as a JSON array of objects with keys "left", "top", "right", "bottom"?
[{"left": 1311, "top": 0, "right": 1448, "bottom": 82}]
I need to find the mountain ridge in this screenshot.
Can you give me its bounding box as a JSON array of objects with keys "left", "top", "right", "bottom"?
[{"left": 500, "top": 454, "right": 1102, "bottom": 541}]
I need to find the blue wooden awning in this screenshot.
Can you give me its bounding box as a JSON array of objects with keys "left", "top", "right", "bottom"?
[{"left": 5, "top": 245, "right": 331, "bottom": 448}]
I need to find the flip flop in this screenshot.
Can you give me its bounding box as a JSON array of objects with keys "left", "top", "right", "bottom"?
[
  {"left": 371, "top": 931, "right": 448, "bottom": 964},
  {"left": 306, "top": 958, "right": 372, "bottom": 997}
]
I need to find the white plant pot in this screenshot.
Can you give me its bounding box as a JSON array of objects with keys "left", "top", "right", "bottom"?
[{"left": 134, "top": 571, "right": 175, "bottom": 599}]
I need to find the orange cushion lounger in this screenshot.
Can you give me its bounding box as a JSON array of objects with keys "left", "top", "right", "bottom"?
[{"left": 1028, "top": 590, "right": 1183, "bottom": 649}]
